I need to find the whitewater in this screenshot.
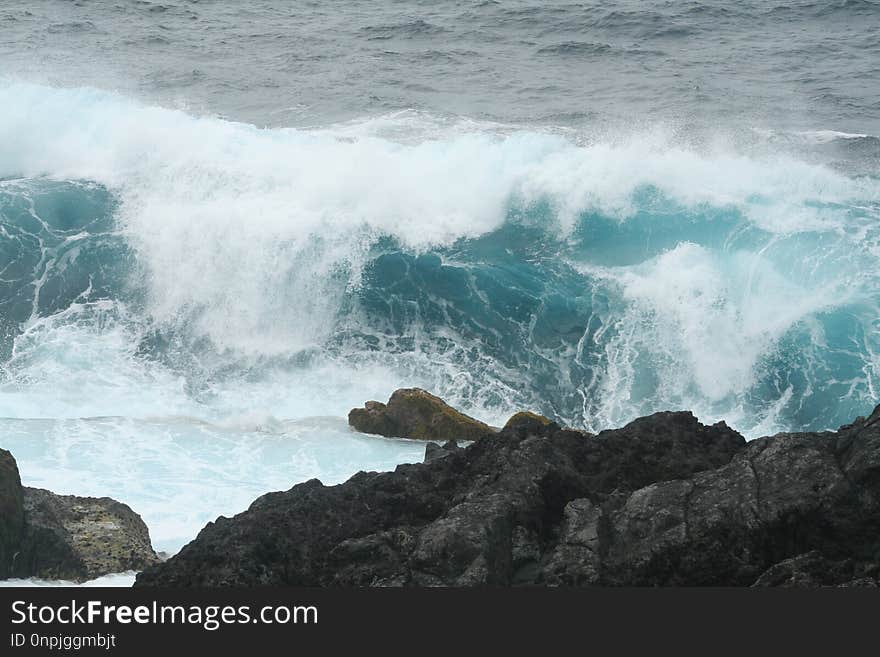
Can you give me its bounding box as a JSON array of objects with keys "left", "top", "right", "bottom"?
[{"left": 2, "top": 0, "right": 880, "bottom": 585}]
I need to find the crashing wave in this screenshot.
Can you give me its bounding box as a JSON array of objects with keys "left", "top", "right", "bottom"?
[{"left": 1, "top": 82, "right": 879, "bottom": 438}]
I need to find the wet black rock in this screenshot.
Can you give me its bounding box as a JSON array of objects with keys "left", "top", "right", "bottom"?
[
  {"left": 135, "top": 405, "right": 880, "bottom": 587},
  {"left": 424, "top": 440, "right": 462, "bottom": 463},
  {"left": 136, "top": 409, "right": 746, "bottom": 586}
]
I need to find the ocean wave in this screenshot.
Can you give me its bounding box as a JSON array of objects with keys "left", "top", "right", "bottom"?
[{"left": 1, "top": 82, "right": 879, "bottom": 437}]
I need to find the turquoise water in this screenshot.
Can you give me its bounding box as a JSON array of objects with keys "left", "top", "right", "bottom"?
[{"left": 2, "top": 83, "right": 878, "bottom": 437}]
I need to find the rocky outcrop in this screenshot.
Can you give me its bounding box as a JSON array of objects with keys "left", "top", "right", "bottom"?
[
  {"left": 15, "top": 488, "right": 160, "bottom": 581},
  {"left": 135, "top": 404, "right": 880, "bottom": 587},
  {"left": 348, "top": 388, "right": 495, "bottom": 441},
  {"left": 538, "top": 425, "right": 880, "bottom": 586},
  {"left": 0, "top": 450, "right": 159, "bottom": 582},
  {"left": 137, "top": 408, "right": 765, "bottom": 586}
]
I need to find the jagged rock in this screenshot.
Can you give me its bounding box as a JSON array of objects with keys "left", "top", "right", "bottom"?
[
  {"left": 0, "top": 449, "right": 25, "bottom": 579},
  {"left": 0, "top": 449, "right": 159, "bottom": 582},
  {"left": 424, "top": 440, "right": 462, "bottom": 463},
  {"left": 541, "top": 417, "right": 880, "bottom": 586},
  {"left": 135, "top": 409, "right": 747, "bottom": 586},
  {"left": 134, "top": 404, "right": 880, "bottom": 587},
  {"left": 349, "top": 388, "right": 495, "bottom": 441}
]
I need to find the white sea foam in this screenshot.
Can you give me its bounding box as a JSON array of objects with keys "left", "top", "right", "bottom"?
[
  {"left": 0, "top": 415, "right": 428, "bottom": 555},
  {"left": 1, "top": 82, "right": 876, "bottom": 356},
  {"left": 576, "top": 241, "right": 858, "bottom": 433},
  {"left": 0, "top": 571, "right": 138, "bottom": 588}
]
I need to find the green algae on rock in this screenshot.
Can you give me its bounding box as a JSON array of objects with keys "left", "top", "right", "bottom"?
[
  {"left": 0, "top": 448, "right": 159, "bottom": 583},
  {"left": 502, "top": 412, "right": 558, "bottom": 435},
  {"left": 349, "top": 388, "right": 495, "bottom": 441},
  {"left": 18, "top": 488, "right": 160, "bottom": 582}
]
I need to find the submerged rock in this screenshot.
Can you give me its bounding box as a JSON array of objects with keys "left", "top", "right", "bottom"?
[
  {"left": 349, "top": 388, "right": 495, "bottom": 441},
  {"left": 0, "top": 450, "right": 159, "bottom": 582}
]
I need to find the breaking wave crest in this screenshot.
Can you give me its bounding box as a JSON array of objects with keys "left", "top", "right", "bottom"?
[{"left": 2, "top": 82, "right": 880, "bottom": 438}]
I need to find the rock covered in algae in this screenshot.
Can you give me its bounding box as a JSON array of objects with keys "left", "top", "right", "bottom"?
[
  {"left": 349, "top": 388, "right": 495, "bottom": 441},
  {"left": 0, "top": 447, "right": 159, "bottom": 582}
]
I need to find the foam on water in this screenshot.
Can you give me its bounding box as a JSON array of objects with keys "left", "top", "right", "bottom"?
[
  {"left": 2, "top": 83, "right": 876, "bottom": 355},
  {"left": 1, "top": 83, "right": 880, "bottom": 583},
  {"left": 1, "top": 83, "right": 878, "bottom": 428},
  {"left": 1, "top": 415, "right": 427, "bottom": 555},
  {"left": 0, "top": 572, "right": 137, "bottom": 588},
  {"left": 577, "top": 240, "right": 871, "bottom": 434}
]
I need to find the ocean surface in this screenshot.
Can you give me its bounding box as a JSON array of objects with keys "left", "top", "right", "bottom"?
[{"left": 2, "top": 1, "right": 880, "bottom": 573}]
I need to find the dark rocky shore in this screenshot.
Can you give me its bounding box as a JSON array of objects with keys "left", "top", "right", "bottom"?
[
  {"left": 0, "top": 449, "right": 159, "bottom": 582},
  {"left": 135, "top": 391, "right": 880, "bottom": 587}
]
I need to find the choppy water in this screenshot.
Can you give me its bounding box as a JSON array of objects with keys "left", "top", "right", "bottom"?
[{"left": 2, "top": 1, "right": 880, "bottom": 571}]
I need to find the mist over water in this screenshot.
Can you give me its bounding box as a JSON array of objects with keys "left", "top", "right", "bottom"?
[{"left": 1, "top": 1, "right": 880, "bottom": 566}]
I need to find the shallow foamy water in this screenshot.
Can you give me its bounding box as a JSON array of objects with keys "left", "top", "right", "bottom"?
[{"left": 1, "top": 416, "right": 426, "bottom": 557}]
